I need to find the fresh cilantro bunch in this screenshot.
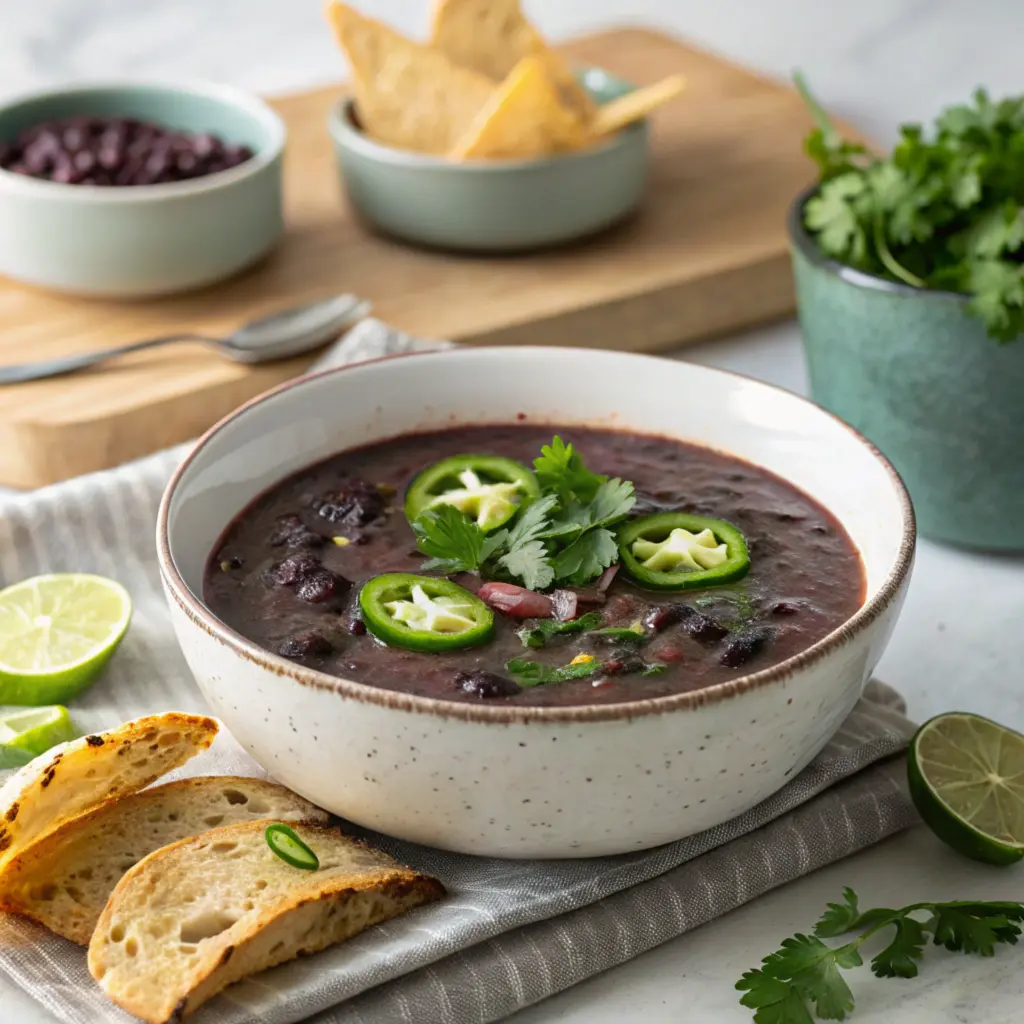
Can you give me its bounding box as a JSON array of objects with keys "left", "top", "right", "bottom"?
[
  {"left": 411, "top": 436, "right": 635, "bottom": 589},
  {"left": 797, "top": 73, "right": 1024, "bottom": 341},
  {"left": 737, "top": 886, "right": 1024, "bottom": 1022}
]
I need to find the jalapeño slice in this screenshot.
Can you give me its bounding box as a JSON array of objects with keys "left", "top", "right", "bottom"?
[
  {"left": 359, "top": 573, "right": 494, "bottom": 652},
  {"left": 618, "top": 512, "right": 750, "bottom": 591},
  {"left": 265, "top": 823, "right": 320, "bottom": 870},
  {"left": 404, "top": 455, "right": 540, "bottom": 532}
]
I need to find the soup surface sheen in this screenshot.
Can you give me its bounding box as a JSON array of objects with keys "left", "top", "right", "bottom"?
[{"left": 204, "top": 426, "right": 865, "bottom": 706}]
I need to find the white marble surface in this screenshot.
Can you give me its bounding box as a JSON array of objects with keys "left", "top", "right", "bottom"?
[{"left": 2, "top": 2, "right": 1024, "bottom": 1022}]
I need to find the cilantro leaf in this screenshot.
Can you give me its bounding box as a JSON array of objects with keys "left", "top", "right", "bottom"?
[
  {"left": 930, "top": 902, "right": 1024, "bottom": 955},
  {"left": 870, "top": 916, "right": 926, "bottom": 979},
  {"left": 966, "top": 259, "right": 1024, "bottom": 342},
  {"left": 497, "top": 541, "right": 554, "bottom": 591},
  {"left": 504, "top": 495, "right": 558, "bottom": 549},
  {"left": 517, "top": 611, "right": 602, "bottom": 649},
  {"left": 551, "top": 528, "right": 619, "bottom": 586},
  {"left": 737, "top": 970, "right": 815, "bottom": 1024},
  {"left": 814, "top": 888, "right": 862, "bottom": 938},
  {"left": 505, "top": 656, "right": 600, "bottom": 688},
  {"left": 412, "top": 505, "right": 486, "bottom": 574},
  {"left": 761, "top": 934, "right": 859, "bottom": 1021},
  {"left": 533, "top": 436, "right": 607, "bottom": 503},
  {"left": 804, "top": 174, "right": 869, "bottom": 265}
]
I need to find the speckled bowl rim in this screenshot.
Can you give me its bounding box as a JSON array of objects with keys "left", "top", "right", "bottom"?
[
  {"left": 158, "top": 348, "right": 916, "bottom": 725},
  {"left": 327, "top": 72, "right": 646, "bottom": 172},
  {"left": 787, "top": 186, "right": 970, "bottom": 302},
  {"left": 0, "top": 79, "right": 286, "bottom": 201}
]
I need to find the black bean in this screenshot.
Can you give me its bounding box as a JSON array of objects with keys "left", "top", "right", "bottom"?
[
  {"left": 269, "top": 553, "right": 321, "bottom": 586},
  {"left": 346, "top": 616, "right": 367, "bottom": 636},
  {"left": 684, "top": 613, "right": 729, "bottom": 644},
  {"left": 771, "top": 601, "right": 801, "bottom": 617},
  {"left": 601, "top": 653, "right": 647, "bottom": 676},
  {"left": 720, "top": 627, "right": 776, "bottom": 668},
  {"left": 454, "top": 670, "right": 520, "bottom": 699},
  {"left": 278, "top": 630, "right": 332, "bottom": 658},
  {"left": 642, "top": 603, "right": 727, "bottom": 644},
  {"left": 269, "top": 513, "right": 324, "bottom": 550},
  {"left": 643, "top": 603, "right": 694, "bottom": 632},
  {"left": 316, "top": 477, "right": 387, "bottom": 526},
  {"left": 296, "top": 568, "right": 345, "bottom": 604}
]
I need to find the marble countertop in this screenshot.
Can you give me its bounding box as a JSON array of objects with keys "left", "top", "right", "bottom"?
[{"left": 3, "top": 2, "right": 1023, "bottom": 1022}]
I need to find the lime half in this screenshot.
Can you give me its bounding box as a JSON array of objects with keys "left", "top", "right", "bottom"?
[
  {"left": 0, "top": 574, "right": 132, "bottom": 706},
  {"left": 908, "top": 712, "right": 1024, "bottom": 866},
  {"left": 0, "top": 705, "right": 76, "bottom": 769}
]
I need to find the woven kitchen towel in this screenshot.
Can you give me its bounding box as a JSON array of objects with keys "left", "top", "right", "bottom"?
[{"left": 0, "top": 320, "right": 919, "bottom": 1024}]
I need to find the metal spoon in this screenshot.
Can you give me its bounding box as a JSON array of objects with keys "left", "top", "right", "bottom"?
[{"left": 0, "top": 293, "right": 372, "bottom": 385}]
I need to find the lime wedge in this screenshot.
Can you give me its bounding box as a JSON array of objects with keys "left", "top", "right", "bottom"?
[
  {"left": 908, "top": 712, "right": 1024, "bottom": 866},
  {"left": 0, "top": 705, "right": 76, "bottom": 769},
  {"left": 0, "top": 574, "right": 132, "bottom": 706}
]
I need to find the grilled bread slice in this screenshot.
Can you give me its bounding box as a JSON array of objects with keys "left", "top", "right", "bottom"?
[
  {"left": 88, "top": 820, "right": 445, "bottom": 1022},
  {"left": 0, "top": 713, "right": 217, "bottom": 873},
  {"left": 0, "top": 776, "right": 330, "bottom": 945}
]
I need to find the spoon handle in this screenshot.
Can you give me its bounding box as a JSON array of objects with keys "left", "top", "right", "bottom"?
[{"left": 0, "top": 335, "right": 215, "bottom": 385}]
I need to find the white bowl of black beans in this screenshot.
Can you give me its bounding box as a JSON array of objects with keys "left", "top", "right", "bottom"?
[{"left": 0, "top": 80, "right": 286, "bottom": 297}]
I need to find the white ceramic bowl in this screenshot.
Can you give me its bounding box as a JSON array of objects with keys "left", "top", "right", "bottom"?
[{"left": 158, "top": 348, "right": 915, "bottom": 858}]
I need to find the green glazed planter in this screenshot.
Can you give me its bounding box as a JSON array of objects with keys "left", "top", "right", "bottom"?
[{"left": 789, "top": 189, "right": 1024, "bottom": 550}]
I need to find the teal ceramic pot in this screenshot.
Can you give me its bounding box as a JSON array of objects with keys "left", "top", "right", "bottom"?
[
  {"left": 789, "top": 189, "right": 1024, "bottom": 550},
  {"left": 0, "top": 81, "right": 285, "bottom": 298},
  {"left": 327, "top": 67, "right": 648, "bottom": 253}
]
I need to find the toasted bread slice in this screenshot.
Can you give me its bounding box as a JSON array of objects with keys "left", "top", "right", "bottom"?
[
  {"left": 88, "top": 821, "right": 445, "bottom": 1022},
  {"left": 0, "top": 777, "right": 330, "bottom": 945},
  {"left": 0, "top": 712, "right": 217, "bottom": 874},
  {"left": 325, "top": 1, "right": 494, "bottom": 153},
  {"left": 430, "top": 0, "right": 595, "bottom": 119}
]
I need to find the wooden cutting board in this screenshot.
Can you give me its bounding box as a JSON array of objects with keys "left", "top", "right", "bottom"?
[{"left": 0, "top": 27, "right": 844, "bottom": 489}]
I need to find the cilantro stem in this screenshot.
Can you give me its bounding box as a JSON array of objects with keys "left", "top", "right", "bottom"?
[
  {"left": 793, "top": 70, "right": 842, "bottom": 149},
  {"left": 873, "top": 213, "right": 926, "bottom": 288}
]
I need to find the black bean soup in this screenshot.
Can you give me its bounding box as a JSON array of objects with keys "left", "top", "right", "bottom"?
[{"left": 204, "top": 426, "right": 865, "bottom": 707}]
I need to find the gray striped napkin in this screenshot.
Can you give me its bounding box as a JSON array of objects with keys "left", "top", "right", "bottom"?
[{"left": 0, "top": 320, "right": 918, "bottom": 1024}]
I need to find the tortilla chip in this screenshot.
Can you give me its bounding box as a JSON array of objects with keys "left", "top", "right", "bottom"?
[
  {"left": 325, "top": 1, "right": 495, "bottom": 153},
  {"left": 430, "top": 0, "right": 595, "bottom": 120},
  {"left": 451, "top": 56, "right": 588, "bottom": 160},
  {"left": 590, "top": 75, "right": 687, "bottom": 137}
]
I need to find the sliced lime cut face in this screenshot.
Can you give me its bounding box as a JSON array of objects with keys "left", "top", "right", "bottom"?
[
  {"left": 0, "top": 704, "right": 76, "bottom": 769},
  {"left": 0, "top": 574, "right": 132, "bottom": 705},
  {"left": 908, "top": 712, "right": 1024, "bottom": 866}
]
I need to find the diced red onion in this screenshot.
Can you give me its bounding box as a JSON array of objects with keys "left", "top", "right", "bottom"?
[
  {"left": 550, "top": 589, "right": 579, "bottom": 622},
  {"left": 477, "top": 582, "right": 554, "bottom": 619},
  {"left": 596, "top": 564, "right": 619, "bottom": 592}
]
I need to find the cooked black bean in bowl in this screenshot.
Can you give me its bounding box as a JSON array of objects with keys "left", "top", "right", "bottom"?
[
  {"left": 0, "top": 116, "right": 253, "bottom": 186},
  {"left": 204, "top": 426, "right": 865, "bottom": 707}
]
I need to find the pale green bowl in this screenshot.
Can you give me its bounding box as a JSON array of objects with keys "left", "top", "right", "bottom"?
[
  {"left": 0, "top": 81, "right": 286, "bottom": 298},
  {"left": 327, "top": 67, "right": 648, "bottom": 253},
  {"left": 790, "top": 189, "right": 1024, "bottom": 550}
]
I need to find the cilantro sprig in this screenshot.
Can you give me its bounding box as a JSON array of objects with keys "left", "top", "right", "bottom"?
[
  {"left": 411, "top": 436, "right": 635, "bottom": 590},
  {"left": 737, "top": 886, "right": 1024, "bottom": 1022},
  {"left": 797, "top": 73, "right": 1024, "bottom": 341}
]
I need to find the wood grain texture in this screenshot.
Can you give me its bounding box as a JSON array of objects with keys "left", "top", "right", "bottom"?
[{"left": 0, "top": 27, "right": 843, "bottom": 488}]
